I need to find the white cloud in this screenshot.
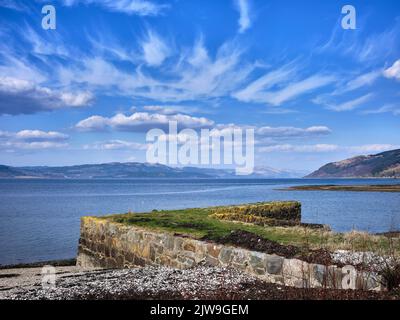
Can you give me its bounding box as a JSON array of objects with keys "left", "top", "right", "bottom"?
[
  {"left": 232, "top": 65, "right": 297, "bottom": 103},
  {"left": 256, "top": 126, "right": 331, "bottom": 138},
  {"left": 20, "top": 26, "right": 69, "bottom": 58},
  {"left": 384, "top": 60, "right": 400, "bottom": 81},
  {"left": 142, "top": 105, "right": 201, "bottom": 115},
  {"left": 259, "top": 144, "right": 339, "bottom": 153},
  {"left": 163, "top": 41, "right": 253, "bottom": 102},
  {"left": 60, "top": 91, "right": 94, "bottom": 107},
  {"left": 3, "top": 141, "right": 68, "bottom": 150},
  {"left": 234, "top": 0, "right": 251, "bottom": 33},
  {"left": 259, "top": 143, "right": 398, "bottom": 154},
  {"left": 62, "top": 0, "right": 168, "bottom": 16},
  {"left": 340, "top": 70, "right": 382, "bottom": 93},
  {"left": 265, "top": 75, "right": 336, "bottom": 106},
  {"left": 0, "top": 129, "right": 69, "bottom": 150},
  {"left": 188, "top": 38, "right": 209, "bottom": 67},
  {"left": 76, "top": 111, "right": 215, "bottom": 132},
  {"left": 56, "top": 57, "right": 137, "bottom": 90},
  {"left": 85, "top": 140, "right": 147, "bottom": 150},
  {"left": 0, "top": 0, "right": 28, "bottom": 11},
  {"left": 234, "top": 64, "right": 336, "bottom": 106},
  {"left": 347, "top": 144, "right": 400, "bottom": 154},
  {"left": 362, "top": 104, "right": 400, "bottom": 116},
  {"left": 0, "top": 76, "right": 93, "bottom": 115},
  {"left": 55, "top": 39, "right": 253, "bottom": 102},
  {"left": 141, "top": 31, "right": 171, "bottom": 66},
  {"left": 14, "top": 130, "right": 68, "bottom": 142},
  {"left": 357, "top": 25, "right": 399, "bottom": 62},
  {"left": 318, "top": 19, "right": 400, "bottom": 63},
  {"left": 321, "top": 93, "right": 374, "bottom": 112},
  {"left": 0, "top": 52, "right": 46, "bottom": 83},
  {"left": 262, "top": 108, "right": 297, "bottom": 115}
]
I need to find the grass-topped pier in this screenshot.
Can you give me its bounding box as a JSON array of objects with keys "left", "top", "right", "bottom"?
[{"left": 102, "top": 201, "right": 400, "bottom": 258}]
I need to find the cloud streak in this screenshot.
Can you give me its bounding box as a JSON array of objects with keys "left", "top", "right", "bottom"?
[
  {"left": 234, "top": 0, "right": 251, "bottom": 33},
  {"left": 314, "top": 93, "right": 374, "bottom": 112},
  {"left": 362, "top": 104, "right": 400, "bottom": 116},
  {"left": 85, "top": 140, "right": 147, "bottom": 150},
  {"left": 235, "top": 68, "right": 336, "bottom": 106},
  {"left": 259, "top": 143, "right": 399, "bottom": 154},
  {"left": 61, "top": 0, "right": 168, "bottom": 16}
]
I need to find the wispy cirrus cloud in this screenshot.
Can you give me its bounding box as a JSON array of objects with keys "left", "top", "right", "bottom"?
[
  {"left": 232, "top": 65, "right": 297, "bottom": 103},
  {"left": 0, "top": 18, "right": 339, "bottom": 110},
  {"left": 85, "top": 140, "right": 147, "bottom": 150},
  {"left": 334, "top": 70, "right": 382, "bottom": 95},
  {"left": 259, "top": 143, "right": 399, "bottom": 154},
  {"left": 362, "top": 104, "right": 400, "bottom": 116},
  {"left": 142, "top": 105, "right": 204, "bottom": 115},
  {"left": 234, "top": 0, "right": 251, "bottom": 34},
  {"left": 141, "top": 30, "right": 171, "bottom": 66},
  {"left": 318, "top": 17, "right": 400, "bottom": 64},
  {"left": 20, "top": 26, "right": 70, "bottom": 58},
  {"left": 55, "top": 36, "right": 254, "bottom": 102},
  {"left": 60, "top": 0, "right": 168, "bottom": 16},
  {"left": 259, "top": 144, "right": 339, "bottom": 153},
  {"left": 234, "top": 67, "right": 336, "bottom": 106},
  {"left": 313, "top": 93, "right": 374, "bottom": 112},
  {"left": 263, "top": 75, "right": 336, "bottom": 106},
  {"left": 0, "top": 0, "right": 29, "bottom": 11}
]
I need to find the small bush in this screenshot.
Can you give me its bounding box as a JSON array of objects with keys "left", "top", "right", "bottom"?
[{"left": 380, "top": 263, "right": 400, "bottom": 291}]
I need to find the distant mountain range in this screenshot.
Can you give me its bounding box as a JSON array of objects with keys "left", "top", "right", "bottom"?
[
  {"left": 306, "top": 149, "right": 400, "bottom": 178},
  {"left": 0, "top": 163, "right": 304, "bottom": 179}
]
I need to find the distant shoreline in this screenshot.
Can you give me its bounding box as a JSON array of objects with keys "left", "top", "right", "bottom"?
[
  {"left": 281, "top": 185, "right": 400, "bottom": 192},
  {"left": 0, "top": 259, "right": 76, "bottom": 270},
  {"left": 0, "top": 176, "right": 398, "bottom": 180}
]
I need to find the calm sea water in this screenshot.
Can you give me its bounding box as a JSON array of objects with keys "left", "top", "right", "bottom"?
[{"left": 0, "top": 178, "right": 399, "bottom": 265}]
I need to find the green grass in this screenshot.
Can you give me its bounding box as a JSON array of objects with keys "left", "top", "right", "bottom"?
[{"left": 100, "top": 206, "right": 400, "bottom": 256}]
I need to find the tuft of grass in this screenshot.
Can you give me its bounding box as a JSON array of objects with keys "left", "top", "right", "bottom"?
[{"left": 380, "top": 263, "right": 400, "bottom": 291}]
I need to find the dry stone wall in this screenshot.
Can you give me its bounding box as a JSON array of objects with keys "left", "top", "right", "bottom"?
[{"left": 77, "top": 217, "right": 383, "bottom": 291}]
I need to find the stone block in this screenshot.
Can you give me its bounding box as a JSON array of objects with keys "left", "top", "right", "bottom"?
[
  {"left": 266, "top": 255, "right": 284, "bottom": 275},
  {"left": 312, "top": 264, "right": 328, "bottom": 288},
  {"left": 206, "top": 244, "right": 221, "bottom": 259},
  {"left": 174, "top": 238, "right": 184, "bottom": 251},
  {"left": 204, "top": 255, "right": 219, "bottom": 267},
  {"left": 218, "top": 247, "right": 233, "bottom": 265},
  {"left": 183, "top": 241, "right": 196, "bottom": 252},
  {"left": 231, "top": 249, "right": 250, "bottom": 270},
  {"left": 356, "top": 272, "right": 382, "bottom": 291}
]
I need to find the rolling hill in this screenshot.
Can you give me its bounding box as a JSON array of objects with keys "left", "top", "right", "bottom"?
[
  {"left": 0, "top": 162, "right": 303, "bottom": 179},
  {"left": 306, "top": 149, "right": 400, "bottom": 178}
]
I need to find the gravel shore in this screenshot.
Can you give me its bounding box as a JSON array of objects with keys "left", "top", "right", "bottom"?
[{"left": 1, "top": 265, "right": 398, "bottom": 300}]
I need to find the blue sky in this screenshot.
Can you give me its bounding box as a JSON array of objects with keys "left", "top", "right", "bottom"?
[{"left": 0, "top": 0, "right": 399, "bottom": 172}]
